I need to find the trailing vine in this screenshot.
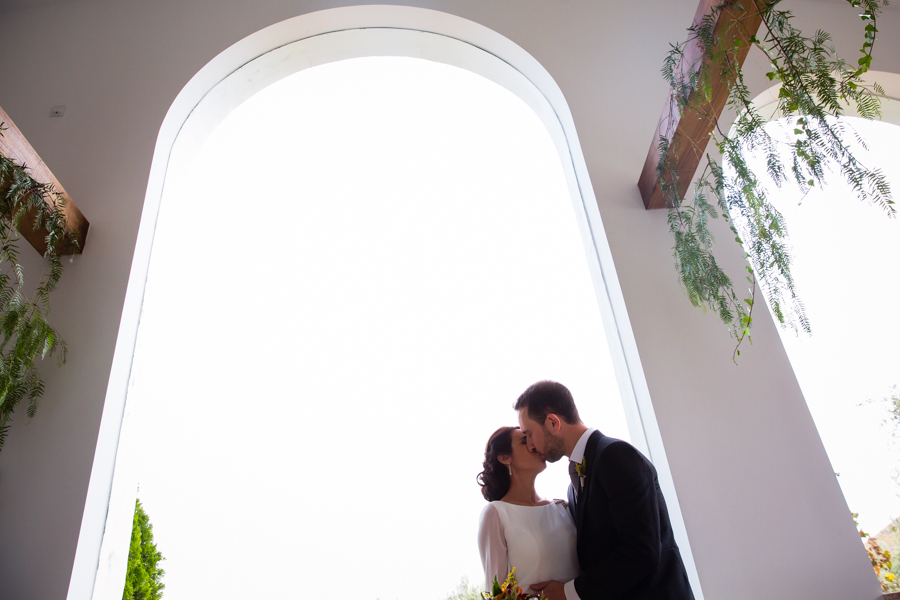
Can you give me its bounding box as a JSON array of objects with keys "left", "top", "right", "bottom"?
[
  {"left": 0, "top": 123, "right": 76, "bottom": 451},
  {"left": 659, "top": 0, "right": 892, "bottom": 359}
]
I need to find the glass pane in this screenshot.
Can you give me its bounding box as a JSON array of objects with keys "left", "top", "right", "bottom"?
[
  {"left": 122, "top": 57, "right": 629, "bottom": 600},
  {"left": 746, "top": 116, "right": 900, "bottom": 539}
]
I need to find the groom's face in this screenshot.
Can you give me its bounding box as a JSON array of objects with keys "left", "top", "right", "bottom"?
[{"left": 518, "top": 408, "right": 566, "bottom": 463}]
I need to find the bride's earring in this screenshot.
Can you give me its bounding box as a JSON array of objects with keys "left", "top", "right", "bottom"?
[{"left": 507, "top": 464, "right": 512, "bottom": 475}]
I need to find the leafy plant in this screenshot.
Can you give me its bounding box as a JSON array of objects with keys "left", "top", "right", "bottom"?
[
  {"left": 873, "top": 384, "right": 900, "bottom": 496},
  {"left": 855, "top": 512, "right": 900, "bottom": 592},
  {"left": 0, "top": 123, "right": 75, "bottom": 450},
  {"left": 482, "top": 568, "right": 542, "bottom": 600},
  {"left": 882, "top": 385, "right": 900, "bottom": 431},
  {"left": 445, "top": 577, "right": 484, "bottom": 600},
  {"left": 658, "top": 0, "right": 892, "bottom": 359},
  {"left": 123, "top": 498, "right": 166, "bottom": 600}
]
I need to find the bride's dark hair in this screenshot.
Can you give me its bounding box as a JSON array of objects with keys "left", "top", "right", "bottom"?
[{"left": 477, "top": 426, "right": 518, "bottom": 501}]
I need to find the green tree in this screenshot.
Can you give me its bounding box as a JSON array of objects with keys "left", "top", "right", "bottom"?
[
  {"left": 855, "top": 513, "right": 900, "bottom": 592},
  {"left": 854, "top": 387, "right": 900, "bottom": 592},
  {"left": 123, "top": 499, "right": 165, "bottom": 600},
  {"left": 883, "top": 385, "right": 900, "bottom": 430},
  {"left": 444, "top": 576, "right": 483, "bottom": 600}
]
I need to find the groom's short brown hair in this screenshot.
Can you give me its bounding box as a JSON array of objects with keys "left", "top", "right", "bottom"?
[{"left": 514, "top": 380, "right": 581, "bottom": 425}]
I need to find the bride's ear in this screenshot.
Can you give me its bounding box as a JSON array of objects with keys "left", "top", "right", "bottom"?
[{"left": 499, "top": 454, "right": 512, "bottom": 467}]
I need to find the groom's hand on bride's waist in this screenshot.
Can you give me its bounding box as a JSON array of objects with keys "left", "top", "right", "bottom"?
[{"left": 529, "top": 580, "right": 566, "bottom": 600}]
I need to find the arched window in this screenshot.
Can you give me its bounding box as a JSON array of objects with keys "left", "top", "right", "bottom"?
[
  {"left": 116, "top": 53, "right": 633, "bottom": 600},
  {"left": 73, "top": 11, "right": 700, "bottom": 600},
  {"left": 742, "top": 73, "right": 900, "bottom": 560}
]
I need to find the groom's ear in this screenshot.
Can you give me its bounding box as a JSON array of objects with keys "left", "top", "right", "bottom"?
[{"left": 546, "top": 414, "right": 562, "bottom": 434}]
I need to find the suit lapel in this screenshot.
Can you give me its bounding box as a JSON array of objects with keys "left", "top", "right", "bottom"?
[{"left": 575, "top": 430, "right": 602, "bottom": 526}]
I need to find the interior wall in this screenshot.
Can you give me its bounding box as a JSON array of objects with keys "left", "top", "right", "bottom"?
[{"left": 0, "top": 1, "right": 895, "bottom": 599}]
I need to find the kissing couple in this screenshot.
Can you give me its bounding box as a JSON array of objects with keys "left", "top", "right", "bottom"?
[{"left": 477, "top": 381, "right": 695, "bottom": 600}]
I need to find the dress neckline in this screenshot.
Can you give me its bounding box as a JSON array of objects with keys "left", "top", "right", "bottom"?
[{"left": 496, "top": 500, "right": 554, "bottom": 508}]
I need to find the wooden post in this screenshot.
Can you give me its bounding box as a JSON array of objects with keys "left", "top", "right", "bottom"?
[
  {"left": 0, "top": 105, "right": 89, "bottom": 255},
  {"left": 638, "top": 0, "right": 763, "bottom": 210}
]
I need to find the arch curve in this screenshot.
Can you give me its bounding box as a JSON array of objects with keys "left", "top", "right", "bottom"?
[{"left": 749, "top": 69, "right": 900, "bottom": 123}]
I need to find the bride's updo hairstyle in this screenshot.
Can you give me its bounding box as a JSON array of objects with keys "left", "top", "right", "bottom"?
[{"left": 477, "top": 426, "right": 518, "bottom": 501}]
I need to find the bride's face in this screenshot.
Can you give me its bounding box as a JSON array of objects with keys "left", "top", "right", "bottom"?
[{"left": 508, "top": 429, "right": 547, "bottom": 473}]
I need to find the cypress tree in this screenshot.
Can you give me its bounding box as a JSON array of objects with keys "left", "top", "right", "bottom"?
[{"left": 123, "top": 499, "right": 165, "bottom": 600}]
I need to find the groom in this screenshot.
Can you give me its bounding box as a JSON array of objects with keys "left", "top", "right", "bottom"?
[{"left": 515, "top": 381, "right": 694, "bottom": 600}]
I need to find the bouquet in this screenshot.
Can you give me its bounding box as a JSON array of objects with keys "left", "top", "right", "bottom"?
[{"left": 482, "top": 568, "right": 544, "bottom": 600}]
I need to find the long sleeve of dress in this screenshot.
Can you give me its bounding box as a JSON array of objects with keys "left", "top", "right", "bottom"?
[{"left": 477, "top": 503, "right": 508, "bottom": 592}]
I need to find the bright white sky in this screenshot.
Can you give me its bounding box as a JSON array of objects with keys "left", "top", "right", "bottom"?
[
  {"left": 121, "top": 55, "right": 900, "bottom": 599},
  {"left": 748, "top": 116, "right": 900, "bottom": 536},
  {"left": 123, "top": 56, "right": 630, "bottom": 600}
]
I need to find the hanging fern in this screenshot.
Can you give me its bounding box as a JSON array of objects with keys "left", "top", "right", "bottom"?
[
  {"left": 0, "top": 124, "right": 76, "bottom": 451},
  {"left": 659, "top": 0, "right": 892, "bottom": 360}
]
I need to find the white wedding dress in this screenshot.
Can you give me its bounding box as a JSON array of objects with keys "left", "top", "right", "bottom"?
[{"left": 477, "top": 500, "right": 580, "bottom": 594}]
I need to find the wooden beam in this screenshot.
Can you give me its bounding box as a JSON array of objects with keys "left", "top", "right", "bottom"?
[
  {"left": 0, "top": 105, "right": 89, "bottom": 255},
  {"left": 638, "top": 0, "right": 763, "bottom": 210}
]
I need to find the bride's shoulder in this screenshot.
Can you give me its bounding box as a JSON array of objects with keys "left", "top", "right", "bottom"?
[
  {"left": 549, "top": 499, "right": 575, "bottom": 525},
  {"left": 480, "top": 501, "right": 504, "bottom": 516},
  {"left": 480, "top": 501, "right": 514, "bottom": 523},
  {"left": 478, "top": 502, "right": 506, "bottom": 533}
]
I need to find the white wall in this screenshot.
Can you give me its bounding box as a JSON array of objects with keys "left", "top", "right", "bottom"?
[{"left": 0, "top": 1, "right": 895, "bottom": 599}]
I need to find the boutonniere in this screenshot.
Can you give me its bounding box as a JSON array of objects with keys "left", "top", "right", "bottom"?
[{"left": 575, "top": 458, "right": 587, "bottom": 490}]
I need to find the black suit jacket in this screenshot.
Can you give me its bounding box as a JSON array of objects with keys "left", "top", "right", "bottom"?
[{"left": 566, "top": 431, "right": 694, "bottom": 600}]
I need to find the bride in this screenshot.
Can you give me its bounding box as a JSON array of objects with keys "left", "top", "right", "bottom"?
[{"left": 477, "top": 426, "right": 579, "bottom": 594}]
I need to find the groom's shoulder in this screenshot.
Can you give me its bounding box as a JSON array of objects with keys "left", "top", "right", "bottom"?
[
  {"left": 588, "top": 431, "right": 629, "bottom": 453},
  {"left": 590, "top": 436, "right": 656, "bottom": 480},
  {"left": 589, "top": 434, "right": 647, "bottom": 464}
]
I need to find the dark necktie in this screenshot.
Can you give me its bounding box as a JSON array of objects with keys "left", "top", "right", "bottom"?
[{"left": 569, "top": 460, "right": 580, "bottom": 500}]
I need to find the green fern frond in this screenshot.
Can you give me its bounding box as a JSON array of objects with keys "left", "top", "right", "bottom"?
[
  {"left": 0, "top": 147, "right": 73, "bottom": 451},
  {"left": 657, "top": 0, "right": 891, "bottom": 359}
]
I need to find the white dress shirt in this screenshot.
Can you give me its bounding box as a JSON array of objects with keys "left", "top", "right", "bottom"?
[
  {"left": 564, "top": 428, "right": 596, "bottom": 600},
  {"left": 569, "top": 428, "right": 597, "bottom": 467}
]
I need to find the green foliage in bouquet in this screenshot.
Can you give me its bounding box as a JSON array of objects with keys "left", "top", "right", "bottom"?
[
  {"left": 483, "top": 568, "right": 543, "bottom": 600},
  {"left": 658, "top": 0, "right": 892, "bottom": 359},
  {"left": 0, "top": 125, "right": 75, "bottom": 451}
]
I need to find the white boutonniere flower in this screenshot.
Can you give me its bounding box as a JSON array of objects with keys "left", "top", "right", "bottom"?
[{"left": 575, "top": 457, "right": 587, "bottom": 490}]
